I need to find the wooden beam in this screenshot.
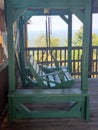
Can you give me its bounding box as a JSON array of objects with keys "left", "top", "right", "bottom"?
[
  {"left": 23, "top": 15, "right": 32, "bottom": 24},
  {"left": 13, "top": 9, "right": 27, "bottom": 22},
  {"left": 70, "top": 8, "right": 84, "bottom": 23},
  {"left": 60, "top": 12, "right": 72, "bottom": 73},
  {"left": 23, "top": 9, "right": 70, "bottom": 23},
  {"left": 8, "top": 0, "right": 85, "bottom": 9},
  {"left": 49, "top": 9, "right": 69, "bottom": 15},
  {"left": 60, "top": 15, "right": 69, "bottom": 24},
  {"left": 25, "top": 9, "right": 69, "bottom": 15}
]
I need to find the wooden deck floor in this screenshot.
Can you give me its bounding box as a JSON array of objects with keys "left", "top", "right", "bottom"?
[{"left": 0, "top": 78, "right": 98, "bottom": 130}]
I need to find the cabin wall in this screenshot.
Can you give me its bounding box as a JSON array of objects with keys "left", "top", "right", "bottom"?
[
  {"left": 0, "top": 64, "right": 8, "bottom": 116},
  {"left": 0, "top": 1, "right": 8, "bottom": 117},
  {"left": 0, "top": 8, "right": 6, "bottom": 32}
]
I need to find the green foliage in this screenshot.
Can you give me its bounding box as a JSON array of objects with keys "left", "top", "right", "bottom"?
[
  {"left": 50, "top": 37, "right": 59, "bottom": 47},
  {"left": 65, "top": 26, "right": 83, "bottom": 46},
  {"left": 35, "top": 34, "right": 60, "bottom": 62},
  {"left": 72, "top": 26, "right": 98, "bottom": 46},
  {"left": 36, "top": 34, "right": 46, "bottom": 47},
  {"left": 35, "top": 34, "right": 59, "bottom": 47},
  {"left": 92, "top": 33, "right": 98, "bottom": 46},
  {"left": 64, "top": 39, "right": 68, "bottom": 47},
  {"left": 72, "top": 26, "right": 83, "bottom": 46}
]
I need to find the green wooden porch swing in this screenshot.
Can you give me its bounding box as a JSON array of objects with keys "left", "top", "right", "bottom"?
[{"left": 5, "top": 0, "right": 92, "bottom": 122}]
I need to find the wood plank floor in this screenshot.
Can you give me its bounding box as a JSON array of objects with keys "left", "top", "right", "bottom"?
[{"left": 0, "top": 78, "right": 98, "bottom": 130}]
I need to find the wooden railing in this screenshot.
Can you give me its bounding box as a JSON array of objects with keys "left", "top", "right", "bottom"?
[{"left": 25, "top": 46, "right": 98, "bottom": 78}]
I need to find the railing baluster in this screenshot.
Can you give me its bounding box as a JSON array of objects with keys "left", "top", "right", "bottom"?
[
  {"left": 59, "top": 49, "right": 61, "bottom": 66},
  {"left": 50, "top": 49, "right": 52, "bottom": 66},
  {"left": 55, "top": 49, "right": 57, "bottom": 66},
  {"left": 73, "top": 49, "right": 75, "bottom": 78},
  {"left": 64, "top": 49, "right": 66, "bottom": 66},
  {"left": 78, "top": 49, "right": 80, "bottom": 78},
  {"left": 96, "top": 49, "right": 98, "bottom": 78}
]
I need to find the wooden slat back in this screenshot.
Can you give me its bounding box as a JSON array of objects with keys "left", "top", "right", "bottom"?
[
  {"left": 30, "top": 55, "right": 40, "bottom": 74},
  {"left": 28, "top": 55, "right": 74, "bottom": 88},
  {"left": 65, "top": 72, "right": 73, "bottom": 80},
  {"left": 54, "top": 73, "right": 61, "bottom": 83},
  {"left": 47, "top": 75, "right": 56, "bottom": 88}
]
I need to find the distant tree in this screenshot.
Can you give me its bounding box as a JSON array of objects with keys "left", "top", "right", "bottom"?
[
  {"left": 50, "top": 37, "right": 59, "bottom": 47},
  {"left": 72, "top": 26, "right": 98, "bottom": 46},
  {"left": 35, "top": 34, "right": 59, "bottom": 47},
  {"left": 92, "top": 33, "right": 98, "bottom": 46},
  {"left": 72, "top": 26, "right": 83, "bottom": 46},
  {"left": 64, "top": 39, "right": 68, "bottom": 47},
  {"left": 64, "top": 26, "right": 83, "bottom": 46},
  {"left": 36, "top": 34, "right": 46, "bottom": 47}
]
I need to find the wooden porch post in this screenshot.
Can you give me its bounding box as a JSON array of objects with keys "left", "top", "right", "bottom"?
[
  {"left": 60, "top": 12, "right": 72, "bottom": 73},
  {"left": 88, "top": 13, "right": 93, "bottom": 78},
  {"left": 81, "top": 0, "right": 92, "bottom": 91},
  {"left": 68, "top": 12, "right": 72, "bottom": 73},
  {"left": 19, "top": 18, "right": 26, "bottom": 86},
  {"left": 6, "top": 1, "right": 16, "bottom": 91},
  {"left": 6, "top": 0, "right": 16, "bottom": 121}
]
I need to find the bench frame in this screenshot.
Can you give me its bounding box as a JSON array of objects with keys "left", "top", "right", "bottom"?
[{"left": 9, "top": 88, "right": 89, "bottom": 121}]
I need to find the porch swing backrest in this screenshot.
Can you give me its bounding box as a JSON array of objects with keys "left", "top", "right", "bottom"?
[
  {"left": 27, "top": 55, "right": 74, "bottom": 88},
  {"left": 29, "top": 56, "right": 40, "bottom": 74}
]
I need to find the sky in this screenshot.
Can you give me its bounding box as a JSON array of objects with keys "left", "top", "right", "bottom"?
[
  {"left": 27, "top": 14, "right": 98, "bottom": 31},
  {"left": 92, "top": 14, "right": 98, "bottom": 29}
]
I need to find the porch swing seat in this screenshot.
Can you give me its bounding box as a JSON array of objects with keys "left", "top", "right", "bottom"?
[{"left": 25, "top": 55, "right": 74, "bottom": 88}]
